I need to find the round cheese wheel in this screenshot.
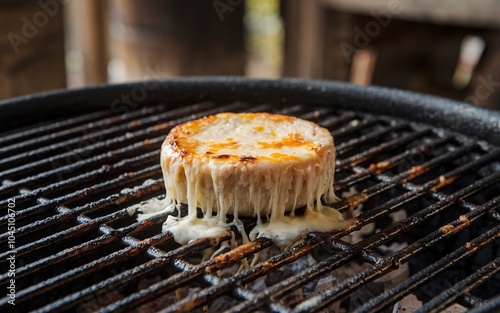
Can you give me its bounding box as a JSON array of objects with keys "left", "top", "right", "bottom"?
[{"left": 161, "top": 112, "right": 336, "bottom": 220}]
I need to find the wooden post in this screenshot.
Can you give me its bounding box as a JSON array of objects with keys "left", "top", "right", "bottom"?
[
  {"left": 282, "top": 0, "right": 326, "bottom": 78},
  {"left": 64, "top": 0, "right": 109, "bottom": 86},
  {"left": 0, "top": 0, "right": 66, "bottom": 100},
  {"left": 106, "top": 0, "right": 246, "bottom": 81}
]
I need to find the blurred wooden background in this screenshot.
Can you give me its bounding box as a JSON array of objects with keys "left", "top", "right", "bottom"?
[
  {"left": 1, "top": 0, "right": 499, "bottom": 109},
  {"left": 0, "top": 0, "right": 66, "bottom": 99}
]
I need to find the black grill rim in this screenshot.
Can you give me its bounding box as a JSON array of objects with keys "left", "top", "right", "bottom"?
[{"left": 1, "top": 76, "right": 499, "bottom": 145}]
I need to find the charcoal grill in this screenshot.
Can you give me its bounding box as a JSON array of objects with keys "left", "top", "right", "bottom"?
[{"left": 0, "top": 77, "right": 499, "bottom": 313}]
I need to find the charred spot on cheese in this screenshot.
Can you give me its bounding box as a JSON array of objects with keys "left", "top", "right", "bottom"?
[
  {"left": 139, "top": 112, "right": 348, "bottom": 249},
  {"left": 239, "top": 156, "right": 257, "bottom": 162}
]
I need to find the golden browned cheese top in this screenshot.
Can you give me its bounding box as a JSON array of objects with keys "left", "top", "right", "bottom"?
[{"left": 164, "top": 112, "right": 332, "bottom": 164}]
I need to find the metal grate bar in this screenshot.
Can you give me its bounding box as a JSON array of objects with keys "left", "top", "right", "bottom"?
[
  {"left": 0, "top": 179, "right": 165, "bottom": 265},
  {"left": 335, "top": 122, "right": 410, "bottom": 155},
  {"left": 0, "top": 192, "right": 161, "bottom": 262},
  {"left": 0, "top": 101, "right": 248, "bottom": 179},
  {"left": 296, "top": 107, "right": 336, "bottom": 121},
  {"left": 192, "top": 271, "right": 291, "bottom": 313},
  {"left": 0, "top": 136, "right": 161, "bottom": 199},
  {"left": 0, "top": 149, "right": 160, "bottom": 221},
  {"left": 316, "top": 111, "right": 358, "bottom": 129},
  {"left": 0, "top": 102, "right": 216, "bottom": 169},
  {"left": 414, "top": 257, "right": 500, "bottom": 313},
  {"left": 0, "top": 105, "right": 166, "bottom": 156},
  {"left": 467, "top": 295, "right": 500, "bottom": 313},
  {"left": 334, "top": 135, "right": 453, "bottom": 191},
  {"left": 0, "top": 110, "right": 114, "bottom": 147},
  {"left": 32, "top": 257, "right": 172, "bottom": 313},
  {"left": 0, "top": 234, "right": 118, "bottom": 282},
  {"left": 98, "top": 237, "right": 270, "bottom": 313},
  {"left": 295, "top": 196, "right": 500, "bottom": 313},
  {"left": 0, "top": 165, "right": 160, "bottom": 242},
  {"left": 340, "top": 136, "right": 473, "bottom": 173},
  {"left": 356, "top": 226, "right": 500, "bottom": 313},
  {"left": 160, "top": 150, "right": 500, "bottom": 312},
  {"left": 1, "top": 100, "right": 499, "bottom": 313},
  {"left": 1, "top": 219, "right": 100, "bottom": 262},
  {"left": 225, "top": 173, "right": 500, "bottom": 313},
  {"left": 347, "top": 142, "right": 481, "bottom": 202},
  {"left": 0, "top": 123, "right": 164, "bottom": 179},
  {"left": 0, "top": 232, "right": 173, "bottom": 307},
  {"left": 329, "top": 116, "right": 380, "bottom": 138},
  {"left": 349, "top": 147, "right": 500, "bottom": 208},
  {"left": 333, "top": 132, "right": 476, "bottom": 204},
  {"left": 461, "top": 293, "right": 486, "bottom": 307},
  {"left": 3, "top": 246, "right": 136, "bottom": 308}
]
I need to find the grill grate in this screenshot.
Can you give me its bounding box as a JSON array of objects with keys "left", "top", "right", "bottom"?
[{"left": 1, "top": 99, "right": 499, "bottom": 313}]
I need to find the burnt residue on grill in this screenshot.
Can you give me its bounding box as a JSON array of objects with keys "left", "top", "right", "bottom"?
[{"left": 0, "top": 95, "right": 499, "bottom": 313}]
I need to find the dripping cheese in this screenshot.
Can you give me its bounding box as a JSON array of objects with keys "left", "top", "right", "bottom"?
[{"left": 141, "top": 112, "right": 348, "bottom": 248}]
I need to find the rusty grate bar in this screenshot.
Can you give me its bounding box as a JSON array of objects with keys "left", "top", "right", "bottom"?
[
  {"left": 337, "top": 128, "right": 433, "bottom": 168},
  {"left": 0, "top": 101, "right": 215, "bottom": 162},
  {"left": 335, "top": 122, "right": 411, "bottom": 154},
  {"left": 334, "top": 135, "right": 454, "bottom": 192},
  {"left": 163, "top": 167, "right": 499, "bottom": 312},
  {"left": 0, "top": 105, "right": 166, "bottom": 157},
  {"left": 461, "top": 293, "right": 486, "bottom": 307},
  {"left": 0, "top": 165, "right": 160, "bottom": 243},
  {"left": 467, "top": 295, "right": 500, "bottom": 313},
  {"left": 0, "top": 137, "right": 161, "bottom": 200},
  {"left": 222, "top": 174, "right": 500, "bottom": 313},
  {"left": 34, "top": 257, "right": 172, "bottom": 313},
  {"left": 157, "top": 110, "right": 498, "bottom": 312},
  {"left": 0, "top": 101, "right": 250, "bottom": 180},
  {"left": 1, "top": 100, "right": 499, "bottom": 313},
  {"left": 97, "top": 238, "right": 274, "bottom": 313},
  {"left": 295, "top": 207, "right": 500, "bottom": 313},
  {"left": 0, "top": 135, "right": 161, "bottom": 192},
  {"left": 0, "top": 150, "right": 160, "bottom": 227},
  {"left": 0, "top": 110, "right": 114, "bottom": 147},
  {"left": 0, "top": 179, "right": 163, "bottom": 262},
  {"left": 352, "top": 228, "right": 500, "bottom": 313},
  {"left": 1, "top": 232, "right": 172, "bottom": 307},
  {"left": 414, "top": 257, "right": 500, "bottom": 313},
  {"left": 1, "top": 234, "right": 119, "bottom": 282}
]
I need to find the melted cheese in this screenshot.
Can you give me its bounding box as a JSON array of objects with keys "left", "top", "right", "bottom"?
[
  {"left": 250, "top": 207, "right": 350, "bottom": 250},
  {"left": 138, "top": 112, "right": 346, "bottom": 248},
  {"left": 164, "top": 214, "right": 230, "bottom": 245}
]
